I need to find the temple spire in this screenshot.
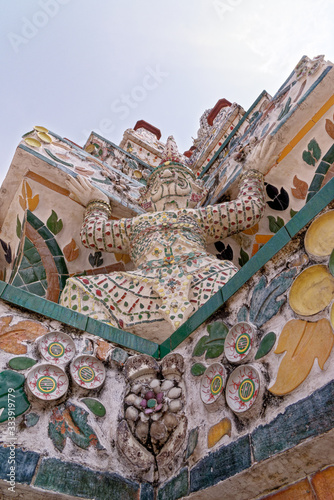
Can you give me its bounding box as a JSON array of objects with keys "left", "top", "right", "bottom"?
[{"left": 161, "top": 135, "right": 183, "bottom": 163}]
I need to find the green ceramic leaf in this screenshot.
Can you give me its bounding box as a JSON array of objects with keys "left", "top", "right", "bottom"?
[
  {"left": 268, "top": 215, "right": 285, "bottom": 233},
  {"left": 290, "top": 208, "right": 298, "bottom": 218},
  {"left": 237, "top": 306, "right": 248, "bottom": 322},
  {"left": 9, "top": 357, "right": 37, "bottom": 371},
  {"left": 16, "top": 216, "right": 22, "bottom": 238},
  {"left": 192, "top": 336, "right": 207, "bottom": 357},
  {"left": 302, "top": 139, "right": 321, "bottom": 166},
  {"left": 49, "top": 402, "right": 104, "bottom": 452},
  {"left": 308, "top": 139, "right": 321, "bottom": 161},
  {"left": 238, "top": 247, "right": 249, "bottom": 267},
  {"left": 302, "top": 150, "right": 315, "bottom": 166},
  {"left": 0, "top": 370, "right": 30, "bottom": 422},
  {"left": 45, "top": 149, "right": 74, "bottom": 167},
  {"left": 0, "top": 370, "right": 26, "bottom": 396},
  {"left": 329, "top": 249, "right": 334, "bottom": 277},
  {"left": 192, "top": 322, "right": 228, "bottom": 359},
  {"left": 185, "top": 427, "right": 199, "bottom": 459},
  {"left": 81, "top": 398, "right": 106, "bottom": 417},
  {"left": 25, "top": 412, "right": 40, "bottom": 427},
  {"left": 47, "top": 210, "right": 63, "bottom": 235},
  {"left": 206, "top": 343, "right": 225, "bottom": 359},
  {"left": 277, "top": 97, "right": 291, "bottom": 121},
  {"left": 249, "top": 270, "right": 296, "bottom": 327},
  {"left": 22, "top": 130, "right": 34, "bottom": 138},
  {"left": 255, "top": 332, "right": 277, "bottom": 359},
  {"left": 190, "top": 363, "right": 206, "bottom": 377}
]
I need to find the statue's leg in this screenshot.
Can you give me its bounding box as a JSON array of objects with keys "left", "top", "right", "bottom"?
[
  {"left": 190, "top": 260, "right": 239, "bottom": 309},
  {"left": 60, "top": 274, "right": 168, "bottom": 340},
  {"left": 60, "top": 279, "right": 118, "bottom": 325}
]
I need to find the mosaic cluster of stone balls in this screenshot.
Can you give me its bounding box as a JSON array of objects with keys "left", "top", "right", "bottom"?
[
  {"left": 200, "top": 322, "right": 262, "bottom": 415},
  {"left": 289, "top": 210, "right": 334, "bottom": 321},
  {"left": 25, "top": 331, "right": 106, "bottom": 401},
  {"left": 122, "top": 353, "right": 185, "bottom": 455}
]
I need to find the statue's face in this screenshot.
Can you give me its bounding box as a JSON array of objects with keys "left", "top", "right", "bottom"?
[{"left": 147, "top": 168, "right": 195, "bottom": 211}]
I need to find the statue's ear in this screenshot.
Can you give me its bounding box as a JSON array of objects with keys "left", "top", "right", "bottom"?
[
  {"left": 190, "top": 192, "right": 204, "bottom": 203},
  {"left": 141, "top": 200, "right": 152, "bottom": 211},
  {"left": 191, "top": 186, "right": 208, "bottom": 203}
]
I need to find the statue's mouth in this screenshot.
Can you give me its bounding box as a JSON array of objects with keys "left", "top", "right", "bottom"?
[{"left": 163, "top": 201, "right": 179, "bottom": 210}]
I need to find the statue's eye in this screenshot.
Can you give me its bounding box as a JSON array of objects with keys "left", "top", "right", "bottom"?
[
  {"left": 177, "top": 176, "right": 188, "bottom": 189},
  {"left": 150, "top": 179, "right": 159, "bottom": 194}
]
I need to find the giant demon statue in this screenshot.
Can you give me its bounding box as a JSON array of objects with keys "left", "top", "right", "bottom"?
[{"left": 60, "top": 136, "right": 276, "bottom": 341}]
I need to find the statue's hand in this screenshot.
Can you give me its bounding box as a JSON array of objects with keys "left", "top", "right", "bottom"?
[
  {"left": 244, "top": 135, "right": 279, "bottom": 175},
  {"left": 66, "top": 175, "right": 109, "bottom": 207}
]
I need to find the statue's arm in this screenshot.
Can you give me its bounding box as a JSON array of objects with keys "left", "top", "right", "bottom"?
[
  {"left": 198, "top": 170, "right": 266, "bottom": 244},
  {"left": 196, "top": 136, "right": 278, "bottom": 244},
  {"left": 67, "top": 175, "right": 132, "bottom": 254},
  {"left": 80, "top": 208, "right": 131, "bottom": 254}
]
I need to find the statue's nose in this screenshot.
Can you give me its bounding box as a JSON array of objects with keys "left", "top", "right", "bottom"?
[{"left": 161, "top": 169, "right": 172, "bottom": 178}]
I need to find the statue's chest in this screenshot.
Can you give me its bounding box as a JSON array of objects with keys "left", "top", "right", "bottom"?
[{"left": 130, "top": 213, "right": 204, "bottom": 255}]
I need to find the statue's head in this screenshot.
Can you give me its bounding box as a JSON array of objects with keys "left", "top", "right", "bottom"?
[{"left": 140, "top": 136, "right": 207, "bottom": 212}]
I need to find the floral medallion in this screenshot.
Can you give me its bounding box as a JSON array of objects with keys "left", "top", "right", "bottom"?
[
  {"left": 39, "top": 331, "right": 76, "bottom": 364},
  {"left": 27, "top": 363, "right": 68, "bottom": 400},
  {"left": 225, "top": 364, "right": 260, "bottom": 413},
  {"left": 224, "top": 322, "right": 254, "bottom": 364},
  {"left": 200, "top": 363, "right": 226, "bottom": 406},
  {"left": 70, "top": 355, "right": 105, "bottom": 389}
]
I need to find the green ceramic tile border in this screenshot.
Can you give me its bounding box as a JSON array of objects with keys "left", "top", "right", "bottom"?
[
  {"left": 199, "top": 90, "right": 268, "bottom": 179},
  {"left": 0, "top": 282, "right": 159, "bottom": 358}
]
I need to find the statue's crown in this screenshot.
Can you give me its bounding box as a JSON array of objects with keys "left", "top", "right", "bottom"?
[{"left": 147, "top": 136, "right": 195, "bottom": 185}]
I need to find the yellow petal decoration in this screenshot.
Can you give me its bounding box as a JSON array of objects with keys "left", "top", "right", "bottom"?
[
  {"left": 85, "top": 144, "right": 95, "bottom": 154},
  {"left": 269, "top": 319, "right": 334, "bottom": 396},
  {"left": 208, "top": 418, "right": 231, "bottom": 448},
  {"left": 37, "top": 132, "right": 52, "bottom": 143},
  {"left": 289, "top": 265, "right": 334, "bottom": 316},
  {"left": 305, "top": 210, "right": 334, "bottom": 257},
  {"left": 25, "top": 137, "right": 41, "bottom": 148},
  {"left": 19, "top": 180, "right": 39, "bottom": 212},
  {"left": 114, "top": 253, "right": 131, "bottom": 264},
  {"left": 133, "top": 170, "right": 143, "bottom": 179},
  {"left": 34, "top": 126, "right": 49, "bottom": 133},
  {"left": 242, "top": 223, "right": 259, "bottom": 235}
]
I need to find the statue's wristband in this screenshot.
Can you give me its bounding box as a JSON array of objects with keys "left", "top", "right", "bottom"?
[
  {"left": 238, "top": 169, "right": 264, "bottom": 186},
  {"left": 85, "top": 199, "right": 112, "bottom": 218}
]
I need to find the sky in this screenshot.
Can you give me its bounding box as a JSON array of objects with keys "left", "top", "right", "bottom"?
[{"left": 0, "top": 0, "right": 334, "bottom": 184}]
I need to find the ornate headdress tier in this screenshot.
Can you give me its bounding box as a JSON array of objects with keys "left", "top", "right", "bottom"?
[
  {"left": 146, "top": 136, "right": 196, "bottom": 186},
  {"left": 162, "top": 135, "right": 183, "bottom": 163}
]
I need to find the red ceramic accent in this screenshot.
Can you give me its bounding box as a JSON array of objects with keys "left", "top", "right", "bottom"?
[
  {"left": 134, "top": 120, "right": 162, "bottom": 140},
  {"left": 207, "top": 98, "right": 232, "bottom": 126}
]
